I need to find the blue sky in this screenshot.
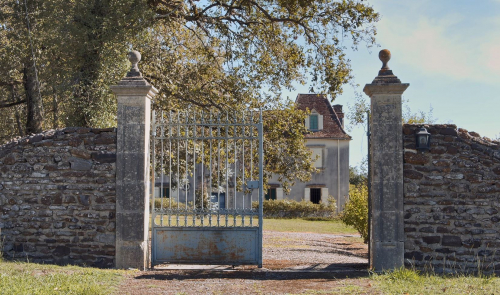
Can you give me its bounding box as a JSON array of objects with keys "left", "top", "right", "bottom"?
[{"left": 285, "top": 0, "right": 500, "bottom": 168}]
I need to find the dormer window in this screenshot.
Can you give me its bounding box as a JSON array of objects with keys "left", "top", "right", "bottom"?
[
  {"left": 305, "top": 109, "right": 323, "bottom": 131},
  {"left": 310, "top": 114, "right": 318, "bottom": 130}
]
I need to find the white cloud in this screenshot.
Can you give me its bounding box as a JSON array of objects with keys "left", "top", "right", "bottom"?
[{"left": 374, "top": 5, "right": 500, "bottom": 84}]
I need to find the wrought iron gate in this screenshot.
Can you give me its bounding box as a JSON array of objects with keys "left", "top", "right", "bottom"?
[{"left": 150, "top": 109, "right": 263, "bottom": 267}]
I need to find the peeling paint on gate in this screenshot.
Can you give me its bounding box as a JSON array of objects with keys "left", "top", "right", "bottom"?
[{"left": 153, "top": 228, "right": 258, "bottom": 264}]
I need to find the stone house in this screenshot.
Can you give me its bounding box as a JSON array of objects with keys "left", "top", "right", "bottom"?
[{"left": 267, "top": 94, "right": 351, "bottom": 213}]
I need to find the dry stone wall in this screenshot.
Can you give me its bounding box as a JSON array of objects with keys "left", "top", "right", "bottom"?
[
  {"left": 0, "top": 128, "right": 117, "bottom": 267},
  {"left": 403, "top": 124, "right": 500, "bottom": 273}
]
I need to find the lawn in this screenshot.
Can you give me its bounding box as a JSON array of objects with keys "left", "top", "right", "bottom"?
[
  {"left": 263, "top": 218, "right": 359, "bottom": 235},
  {"left": 0, "top": 260, "right": 128, "bottom": 295}
]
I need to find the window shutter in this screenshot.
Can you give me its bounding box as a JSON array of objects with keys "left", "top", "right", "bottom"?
[
  {"left": 321, "top": 188, "right": 329, "bottom": 204},
  {"left": 305, "top": 116, "right": 310, "bottom": 129},
  {"left": 318, "top": 115, "right": 323, "bottom": 130},
  {"left": 304, "top": 188, "right": 310, "bottom": 201},
  {"left": 276, "top": 188, "right": 283, "bottom": 200}
]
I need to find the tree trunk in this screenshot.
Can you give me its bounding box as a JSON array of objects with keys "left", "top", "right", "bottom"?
[
  {"left": 10, "top": 84, "right": 25, "bottom": 136},
  {"left": 23, "top": 61, "right": 44, "bottom": 134},
  {"left": 52, "top": 85, "right": 59, "bottom": 129}
]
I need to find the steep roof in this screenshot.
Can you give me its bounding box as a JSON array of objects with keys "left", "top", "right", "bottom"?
[{"left": 295, "top": 94, "right": 351, "bottom": 140}]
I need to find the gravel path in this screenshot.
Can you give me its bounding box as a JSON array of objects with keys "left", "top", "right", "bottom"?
[
  {"left": 116, "top": 230, "right": 370, "bottom": 294},
  {"left": 263, "top": 231, "right": 367, "bottom": 269}
]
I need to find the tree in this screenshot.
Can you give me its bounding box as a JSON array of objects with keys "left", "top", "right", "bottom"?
[
  {"left": 0, "top": 0, "right": 45, "bottom": 134},
  {"left": 349, "top": 165, "right": 367, "bottom": 187},
  {"left": 0, "top": 0, "right": 380, "bottom": 187},
  {"left": 346, "top": 94, "right": 436, "bottom": 130}
]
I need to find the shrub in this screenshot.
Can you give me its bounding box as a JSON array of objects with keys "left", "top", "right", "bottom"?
[
  {"left": 153, "top": 198, "right": 184, "bottom": 210},
  {"left": 340, "top": 184, "right": 369, "bottom": 243},
  {"left": 252, "top": 197, "right": 336, "bottom": 218}
]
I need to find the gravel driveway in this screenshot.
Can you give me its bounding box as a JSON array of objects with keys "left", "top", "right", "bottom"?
[{"left": 116, "top": 230, "right": 370, "bottom": 294}]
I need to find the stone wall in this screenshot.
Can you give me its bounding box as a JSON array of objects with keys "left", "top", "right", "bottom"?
[
  {"left": 0, "top": 128, "right": 117, "bottom": 267},
  {"left": 403, "top": 124, "right": 500, "bottom": 273}
]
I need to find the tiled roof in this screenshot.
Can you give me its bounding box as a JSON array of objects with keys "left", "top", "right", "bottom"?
[{"left": 295, "top": 94, "right": 351, "bottom": 140}]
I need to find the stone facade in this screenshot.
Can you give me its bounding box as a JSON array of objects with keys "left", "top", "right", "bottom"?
[
  {"left": 0, "top": 128, "right": 117, "bottom": 267},
  {"left": 403, "top": 124, "right": 500, "bottom": 273}
]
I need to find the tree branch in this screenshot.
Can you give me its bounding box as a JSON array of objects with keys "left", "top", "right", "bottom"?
[{"left": 0, "top": 99, "right": 26, "bottom": 109}]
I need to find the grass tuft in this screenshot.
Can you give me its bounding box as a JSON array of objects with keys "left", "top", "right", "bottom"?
[{"left": 372, "top": 267, "right": 500, "bottom": 295}]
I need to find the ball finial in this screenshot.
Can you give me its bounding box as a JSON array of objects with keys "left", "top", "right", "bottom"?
[
  {"left": 126, "top": 50, "right": 142, "bottom": 77},
  {"left": 128, "top": 50, "right": 141, "bottom": 64},
  {"left": 379, "top": 49, "right": 391, "bottom": 70}
]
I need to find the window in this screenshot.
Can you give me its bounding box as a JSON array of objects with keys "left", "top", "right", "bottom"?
[
  {"left": 161, "top": 187, "right": 170, "bottom": 198},
  {"left": 265, "top": 188, "right": 277, "bottom": 200},
  {"left": 155, "top": 185, "right": 170, "bottom": 198},
  {"left": 210, "top": 192, "right": 226, "bottom": 209},
  {"left": 310, "top": 188, "right": 321, "bottom": 204},
  {"left": 310, "top": 114, "right": 318, "bottom": 130},
  {"left": 310, "top": 148, "right": 323, "bottom": 168}
]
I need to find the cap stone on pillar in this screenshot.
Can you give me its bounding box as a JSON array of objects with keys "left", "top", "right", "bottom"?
[
  {"left": 371, "top": 49, "right": 401, "bottom": 84},
  {"left": 363, "top": 49, "right": 409, "bottom": 96},
  {"left": 110, "top": 50, "right": 158, "bottom": 97}
]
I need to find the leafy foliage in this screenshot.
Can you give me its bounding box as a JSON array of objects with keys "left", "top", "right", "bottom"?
[
  {"left": 340, "top": 184, "right": 368, "bottom": 243},
  {"left": 349, "top": 165, "right": 367, "bottom": 187},
  {"left": 346, "top": 96, "right": 437, "bottom": 130},
  {"left": 253, "top": 197, "right": 336, "bottom": 218},
  {"left": 0, "top": 0, "right": 380, "bottom": 187}
]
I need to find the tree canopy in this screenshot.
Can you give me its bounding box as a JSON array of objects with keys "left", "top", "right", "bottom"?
[{"left": 0, "top": 0, "right": 380, "bottom": 189}]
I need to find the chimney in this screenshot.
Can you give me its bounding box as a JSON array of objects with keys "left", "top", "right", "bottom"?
[{"left": 333, "top": 105, "right": 344, "bottom": 128}]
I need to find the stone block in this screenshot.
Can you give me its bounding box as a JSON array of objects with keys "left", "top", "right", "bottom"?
[
  {"left": 69, "top": 157, "right": 92, "bottom": 171},
  {"left": 373, "top": 211, "right": 403, "bottom": 242},
  {"left": 115, "top": 241, "right": 148, "bottom": 270},
  {"left": 97, "top": 233, "right": 116, "bottom": 246},
  {"left": 404, "top": 251, "right": 424, "bottom": 261},
  {"left": 115, "top": 152, "right": 146, "bottom": 182},
  {"left": 422, "top": 236, "right": 440, "bottom": 244},
  {"left": 116, "top": 181, "right": 145, "bottom": 211},
  {"left": 442, "top": 236, "right": 462, "bottom": 247},
  {"left": 116, "top": 212, "right": 146, "bottom": 241},
  {"left": 371, "top": 181, "right": 403, "bottom": 212},
  {"left": 372, "top": 241, "right": 404, "bottom": 271},
  {"left": 404, "top": 170, "right": 423, "bottom": 180},
  {"left": 404, "top": 152, "right": 430, "bottom": 165},
  {"left": 91, "top": 153, "right": 116, "bottom": 163}
]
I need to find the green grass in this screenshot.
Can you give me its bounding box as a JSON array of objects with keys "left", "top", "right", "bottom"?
[
  {"left": 372, "top": 267, "right": 500, "bottom": 295},
  {"left": 0, "top": 260, "right": 128, "bottom": 295},
  {"left": 263, "top": 218, "right": 359, "bottom": 235}
]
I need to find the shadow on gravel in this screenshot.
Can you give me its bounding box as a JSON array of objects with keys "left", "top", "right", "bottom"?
[
  {"left": 135, "top": 263, "right": 370, "bottom": 281},
  {"left": 288, "top": 247, "right": 368, "bottom": 259}
]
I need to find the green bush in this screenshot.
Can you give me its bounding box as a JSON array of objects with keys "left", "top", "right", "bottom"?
[
  {"left": 152, "top": 189, "right": 209, "bottom": 210},
  {"left": 340, "top": 184, "right": 369, "bottom": 243},
  {"left": 153, "top": 198, "right": 185, "bottom": 210},
  {"left": 252, "top": 197, "right": 336, "bottom": 218}
]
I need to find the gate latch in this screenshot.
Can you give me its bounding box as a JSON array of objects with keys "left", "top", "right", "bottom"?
[{"left": 246, "top": 181, "right": 259, "bottom": 189}]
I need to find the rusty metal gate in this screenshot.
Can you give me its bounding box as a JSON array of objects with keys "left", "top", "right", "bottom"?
[{"left": 150, "top": 109, "right": 263, "bottom": 267}]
